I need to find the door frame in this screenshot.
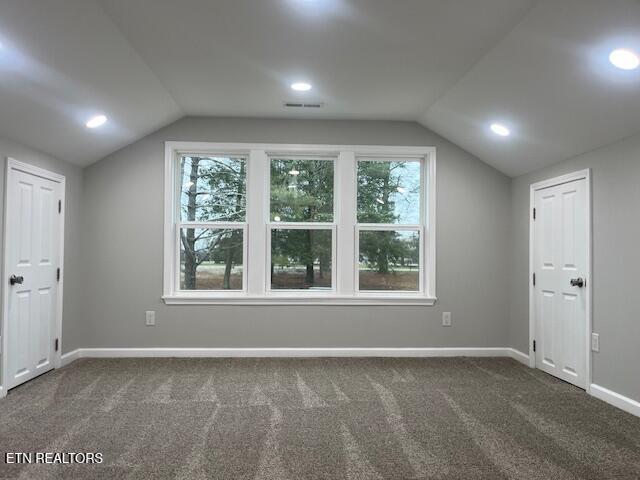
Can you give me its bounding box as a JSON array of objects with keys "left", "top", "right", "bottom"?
[
  {"left": 529, "top": 169, "right": 592, "bottom": 391},
  {"left": 1, "top": 157, "right": 66, "bottom": 397}
]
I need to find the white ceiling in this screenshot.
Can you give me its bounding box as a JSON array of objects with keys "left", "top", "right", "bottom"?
[
  {"left": 421, "top": 0, "right": 640, "bottom": 175},
  {"left": 1, "top": 0, "right": 639, "bottom": 175}
]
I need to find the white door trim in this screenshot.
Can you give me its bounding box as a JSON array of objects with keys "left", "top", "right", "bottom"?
[
  {"left": 1, "top": 158, "right": 66, "bottom": 396},
  {"left": 529, "top": 169, "right": 591, "bottom": 392}
]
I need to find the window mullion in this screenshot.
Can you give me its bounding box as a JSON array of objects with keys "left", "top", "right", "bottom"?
[
  {"left": 336, "top": 151, "right": 356, "bottom": 295},
  {"left": 247, "top": 149, "right": 268, "bottom": 295}
]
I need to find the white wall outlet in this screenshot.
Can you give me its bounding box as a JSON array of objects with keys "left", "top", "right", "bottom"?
[
  {"left": 442, "top": 312, "right": 452, "bottom": 327},
  {"left": 145, "top": 310, "right": 156, "bottom": 326},
  {"left": 591, "top": 332, "right": 599, "bottom": 352}
]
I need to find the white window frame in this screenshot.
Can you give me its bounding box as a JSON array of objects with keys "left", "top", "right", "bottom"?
[
  {"left": 354, "top": 155, "right": 426, "bottom": 297},
  {"left": 171, "top": 151, "right": 249, "bottom": 298},
  {"left": 163, "top": 142, "right": 436, "bottom": 305},
  {"left": 266, "top": 153, "right": 338, "bottom": 296}
]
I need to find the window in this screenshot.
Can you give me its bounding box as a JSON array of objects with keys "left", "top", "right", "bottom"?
[
  {"left": 164, "top": 143, "right": 436, "bottom": 305},
  {"left": 356, "top": 158, "right": 423, "bottom": 292},
  {"left": 176, "top": 155, "right": 247, "bottom": 292},
  {"left": 269, "top": 156, "right": 336, "bottom": 292}
]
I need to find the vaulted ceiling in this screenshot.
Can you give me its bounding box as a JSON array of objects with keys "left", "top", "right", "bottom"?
[{"left": 1, "top": 0, "right": 639, "bottom": 176}]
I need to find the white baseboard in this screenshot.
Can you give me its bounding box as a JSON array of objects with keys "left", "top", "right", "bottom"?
[
  {"left": 60, "top": 349, "right": 81, "bottom": 367},
  {"left": 590, "top": 383, "right": 640, "bottom": 418},
  {"left": 59, "top": 347, "right": 522, "bottom": 361},
  {"left": 507, "top": 348, "right": 530, "bottom": 365}
]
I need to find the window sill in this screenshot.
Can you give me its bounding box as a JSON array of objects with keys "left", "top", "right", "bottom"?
[{"left": 162, "top": 295, "right": 437, "bottom": 306}]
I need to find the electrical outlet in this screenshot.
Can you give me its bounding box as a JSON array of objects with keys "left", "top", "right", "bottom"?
[
  {"left": 591, "top": 332, "right": 599, "bottom": 352},
  {"left": 145, "top": 310, "right": 156, "bottom": 326},
  {"left": 442, "top": 312, "right": 452, "bottom": 327}
]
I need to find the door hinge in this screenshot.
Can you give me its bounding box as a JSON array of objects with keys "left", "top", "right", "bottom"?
[
  {"left": 533, "top": 340, "right": 536, "bottom": 352},
  {"left": 58, "top": 200, "right": 61, "bottom": 213},
  {"left": 55, "top": 338, "right": 59, "bottom": 352},
  {"left": 533, "top": 272, "right": 536, "bottom": 286},
  {"left": 532, "top": 208, "right": 536, "bottom": 220},
  {"left": 56, "top": 267, "right": 60, "bottom": 282}
]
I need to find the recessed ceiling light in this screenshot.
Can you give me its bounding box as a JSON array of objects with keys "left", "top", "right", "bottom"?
[
  {"left": 291, "top": 82, "right": 312, "bottom": 92},
  {"left": 490, "top": 123, "right": 510, "bottom": 137},
  {"left": 86, "top": 114, "right": 107, "bottom": 128},
  {"left": 609, "top": 48, "right": 640, "bottom": 70}
]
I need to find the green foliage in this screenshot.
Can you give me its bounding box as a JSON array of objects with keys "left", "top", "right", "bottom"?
[
  {"left": 357, "top": 160, "right": 420, "bottom": 224},
  {"left": 271, "top": 229, "right": 332, "bottom": 267},
  {"left": 179, "top": 156, "right": 246, "bottom": 289},
  {"left": 180, "top": 156, "right": 246, "bottom": 223},
  {"left": 270, "top": 159, "right": 333, "bottom": 222},
  {"left": 359, "top": 230, "right": 419, "bottom": 274},
  {"left": 357, "top": 161, "right": 421, "bottom": 274}
]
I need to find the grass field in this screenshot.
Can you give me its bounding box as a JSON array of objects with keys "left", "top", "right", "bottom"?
[
  {"left": 181, "top": 263, "right": 243, "bottom": 290},
  {"left": 358, "top": 270, "right": 419, "bottom": 291},
  {"left": 182, "top": 264, "right": 419, "bottom": 291}
]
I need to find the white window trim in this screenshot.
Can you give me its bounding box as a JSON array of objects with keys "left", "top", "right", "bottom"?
[{"left": 163, "top": 142, "right": 437, "bottom": 306}]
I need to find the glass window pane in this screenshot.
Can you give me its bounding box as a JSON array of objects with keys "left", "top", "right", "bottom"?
[
  {"left": 180, "top": 155, "right": 246, "bottom": 222},
  {"left": 357, "top": 160, "right": 421, "bottom": 224},
  {"left": 358, "top": 230, "right": 420, "bottom": 291},
  {"left": 180, "top": 228, "right": 243, "bottom": 290},
  {"left": 270, "top": 158, "right": 334, "bottom": 222},
  {"left": 271, "top": 229, "right": 332, "bottom": 290}
]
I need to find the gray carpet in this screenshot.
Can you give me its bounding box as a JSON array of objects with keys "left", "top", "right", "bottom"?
[{"left": 1, "top": 357, "right": 639, "bottom": 479}]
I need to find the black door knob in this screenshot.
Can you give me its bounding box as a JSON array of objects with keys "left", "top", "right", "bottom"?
[
  {"left": 569, "top": 277, "right": 584, "bottom": 288},
  {"left": 9, "top": 275, "right": 24, "bottom": 285}
]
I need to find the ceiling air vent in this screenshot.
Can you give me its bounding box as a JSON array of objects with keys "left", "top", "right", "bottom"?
[{"left": 284, "top": 102, "right": 324, "bottom": 108}]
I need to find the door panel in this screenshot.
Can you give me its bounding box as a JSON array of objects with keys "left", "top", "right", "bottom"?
[
  {"left": 5, "top": 166, "right": 61, "bottom": 390},
  {"left": 534, "top": 178, "right": 587, "bottom": 388},
  {"left": 18, "top": 182, "right": 33, "bottom": 264},
  {"left": 562, "top": 190, "right": 576, "bottom": 268},
  {"left": 540, "top": 290, "right": 555, "bottom": 367},
  {"left": 40, "top": 186, "right": 54, "bottom": 263},
  {"left": 561, "top": 293, "right": 578, "bottom": 376},
  {"left": 36, "top": 287, "right": 53, "bottom": 369},
  {"left": 14, "top": 291, "right": 32, "bottom": 380},
  {"left": 541, "top": 194, "right": 554, "bottom": 267}
]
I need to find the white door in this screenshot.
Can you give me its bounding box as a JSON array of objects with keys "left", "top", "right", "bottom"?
[
  {"left": 3, "top": 162, "right": 63, "bottom": 390},
  {"left": 533, "top": 178, "right": 588, "bottom": 388}
]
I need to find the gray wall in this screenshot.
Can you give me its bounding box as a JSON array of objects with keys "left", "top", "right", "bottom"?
[
  {"left": 0, "top": 137, "right": 84, "bottom": 353},
  {"left": 80, "top": 117, "right": 512, "bottom": 349},
  {"left": 510, "top": 132, "right": 640, "bottom": 402}
]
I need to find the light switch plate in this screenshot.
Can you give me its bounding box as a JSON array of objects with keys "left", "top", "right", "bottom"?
[
  {"left": 591, "top": 332, "right": 599, "bottom": 352},
  {"left": 145, "top": 310, "right": 156, "bottom": 326},
  {"left": 442, "top": 312, "right": 452, "bottom": 327}
]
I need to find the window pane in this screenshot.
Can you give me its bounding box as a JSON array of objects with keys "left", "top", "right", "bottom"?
[
  {"left": 180, "top": 228, "right": 243, "bottom": 290},
  {"left": 271, "top": 229, "right": 332, "bottom": 290},
  {"left": 357, "top": 160, "right": 421, "bottom": 224},
  {"left": 270, "top": 158, "right": 334, "bottom": 222},
  {"left": 180, "top": 155, "right": 246, "bottom": 222},
  {"left": 358, "top": 230, "right": 420, "bottom": 291}
]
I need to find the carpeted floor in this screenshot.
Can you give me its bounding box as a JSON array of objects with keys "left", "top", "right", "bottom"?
[{"left": 1, "top": 357, "right": 639, "bottom": 479}]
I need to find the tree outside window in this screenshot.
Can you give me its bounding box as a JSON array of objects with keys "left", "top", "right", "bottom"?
[
  {"left": 357, "top": 160, "right": 421, "bottom": 291},
  {"left": 179, "top": 155, "right": 246, "bottom": 290}
]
